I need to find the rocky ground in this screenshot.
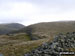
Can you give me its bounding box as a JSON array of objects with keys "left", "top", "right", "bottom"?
[{"left": 24, "top": 32, "right": 75, "bottom": 56}]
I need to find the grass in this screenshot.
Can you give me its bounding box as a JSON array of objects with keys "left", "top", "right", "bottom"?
[
  {"left": 0, "top": 32, "right": 74, "bottom": 56},
  {"left": 0, "top": 38, "right": 49, "bottom": 56},
  {"left": 0, "top": 34, "right": 31, "bottom": 49},
  {"left": 0, "top": 33, "right": 50, "bottom": 56},
  {"left": 1, "top": 33, "right": 31, "bottom": 40}
]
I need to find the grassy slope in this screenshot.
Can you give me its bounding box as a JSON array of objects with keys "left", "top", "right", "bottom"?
[
  {"left": 25, "top": 21, "right": 75, "bottom": 39},
  {"left": 0, "top": 38, "right": 49, "bottom": 56},
  {"left": 0, "top": 33, "right": 31, "bottom": 46},
  {"left": 0, "top": 33, "right": 51, "bottom": 56}
]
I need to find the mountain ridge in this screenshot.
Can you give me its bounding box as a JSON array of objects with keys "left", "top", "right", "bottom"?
[
  {"left": 20, "top": 21, "right": 75, "bottom": 39},
  {"left": 0, "top": 23, "right": 25, "bottom": 34}
]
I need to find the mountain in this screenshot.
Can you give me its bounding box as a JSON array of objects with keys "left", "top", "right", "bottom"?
[
  {"left": 0, "top": 23, "right": 25, "bottom": 34},
  {"left": 6, "top": 21, "right": 75, "bottom": 39},
  {"left": 18, "top": 21, "right": 75, "bottom": 39}
]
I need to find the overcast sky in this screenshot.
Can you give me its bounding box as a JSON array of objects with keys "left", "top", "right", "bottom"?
[{"left": 0, "top": 0, "right": 75, "bottom": 25}]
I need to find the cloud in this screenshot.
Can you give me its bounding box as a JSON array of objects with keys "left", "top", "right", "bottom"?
[
  {"left": 0, "top": 1, "right": 38, "bottom": 23},
  {"left": 0, "top": 0, "right": 75, "bottom": 25},
  {"left": 1, "top": 2, "right": 33, "bottom": 16}
]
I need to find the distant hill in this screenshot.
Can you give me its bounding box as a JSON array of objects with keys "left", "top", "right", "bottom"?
[
  {"left": 5, "top": 21, "right": 75, "bottom": 39},
  {"left": 0, "top": 23, "right": 25, "bottom": 34},
  {"left": 18, "top": 21, "right": 75, "bottom": 39}
]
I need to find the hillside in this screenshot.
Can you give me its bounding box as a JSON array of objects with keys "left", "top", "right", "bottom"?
[
  {"left": 0, "top": 33, "right": 49, "bottom": 56},
  {"left": 0, "top": 21, "right": 75, "bottom": 56},
  {"left": 0, "top": 23, "right": 25, "bottom": 34},
  {"left": 18, "top": 21, "right": 75, "bottom": 39}
]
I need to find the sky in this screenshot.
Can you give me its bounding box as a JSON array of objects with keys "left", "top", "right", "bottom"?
[{"left": 0, "top": 0, "right": 75, "bottom": 26}]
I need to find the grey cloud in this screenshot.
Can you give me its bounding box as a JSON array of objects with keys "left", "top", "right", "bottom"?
[
  {"left": 0, "top": 0, "right": 75, "bottom": 25},
  {"left": 0, "top": 17, "right": 29, "bottom": 23}
]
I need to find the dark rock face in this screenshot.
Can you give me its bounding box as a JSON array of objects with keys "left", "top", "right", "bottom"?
[{"left": 24, "top": 32, "right": 75, "bottom": 56}]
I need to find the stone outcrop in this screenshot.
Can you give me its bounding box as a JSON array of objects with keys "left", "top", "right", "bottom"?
[{"left": 24, "top": 32, "right": 75, "bottom": 56}]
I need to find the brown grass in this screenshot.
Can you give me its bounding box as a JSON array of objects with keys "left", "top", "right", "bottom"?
[{"left": 0, "top": 37, "right": 49, "bottom": 56}]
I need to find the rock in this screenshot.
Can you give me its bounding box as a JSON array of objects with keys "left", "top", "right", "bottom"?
[{"left": 24, "top": 32, "right": 75, "bottom": 56}]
